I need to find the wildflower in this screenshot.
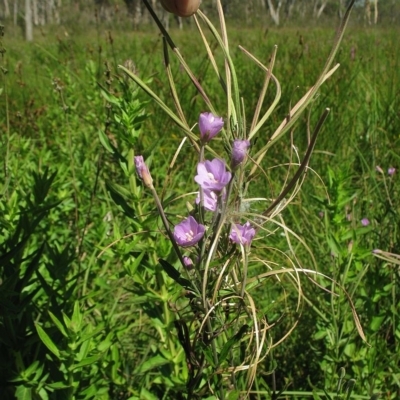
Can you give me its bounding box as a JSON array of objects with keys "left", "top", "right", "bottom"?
[
  {"left": 183, "top": 256, "right": 194, "bottom": 270},
  {"left": 196, "top": 188, "right": 218, "bottom": 212},
  {"left": 231, "top": 139, "right": 250, "bottom": 168},
  {"left": 134, "top": 156, "right": 153, "bottom": 188},
  {"left": 195, "top": 159, "right": 231, "bottom": 192},
  {"left": 199, "top": 112, "right": 224, "bottom": 143},
  {"left": 361, "top": 218, "right": 370, "bottom": 226},
  {"left": 173, "top": 216, "right": 205, "bottom": 247},
  {"left": 376, "top": 165, "right": 383, "bottom": 174},
  {"left": 229, "top": 221, "right": 256, "bottom": 246},
  {"left": 388, "top": 167, "right": 396, "bottom": 176}
]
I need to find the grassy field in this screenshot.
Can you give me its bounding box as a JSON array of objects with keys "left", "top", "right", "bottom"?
[{"left": 1, "top": 11, "right": 400, "bottom": 400}]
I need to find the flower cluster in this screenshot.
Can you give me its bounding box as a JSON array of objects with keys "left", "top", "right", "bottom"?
[
  {"left": 134, "top": 111, "right": 255, "bottom": 254},
  {"left": 194, "top": 112, "right": 255, "bottom": 247}
]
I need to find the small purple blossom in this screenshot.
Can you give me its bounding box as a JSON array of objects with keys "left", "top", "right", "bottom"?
[
  {"left": 199, "top": 112, "right": 224, "bottom": 143},
  {"left": 318, "top": 211, "right": 324, "bottom": 218},
  {"left": 196, "top": 189, "right": 218, "bottom": 211},
  {"left": 231, "top": 140, "right": 250, "bottom": 168},
  {"left": 183, "top": 256, "right": 194, "bottom": 270},
  {"left": 134, "top": 156, "right": 153, "bottom": 188},
  {"left": 229, "top": 221, "right": 256, "bottom": 246},
  {"left": 388, "top": 167, "right": 396, "bottom": 176},
  {"left": 173, "top": 216, "right": 205, "bottom": 248},
  {"left": 361, "top": 218, "right": 370, "bottom": 226},
  {"left": 195, "top": 159, "right": 232, "bottom": 192}
]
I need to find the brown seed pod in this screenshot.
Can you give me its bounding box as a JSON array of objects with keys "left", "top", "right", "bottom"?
[{"left": 160, "top": 0, "right": 201, "bottom": 17}]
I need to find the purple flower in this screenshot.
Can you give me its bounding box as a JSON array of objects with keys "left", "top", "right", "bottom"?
[
  {"left": 183, "top": 256, "right": 194, "bottom": 270},
  {"left": 195, "top": 159, "right": 231, "bottom": 192},
  {"left": 134, "top": 156, "right": 153, "bottom": 188},
  {"left": 199, "top": 112, "right": 224, "bottom": 143},
  {"left": 173, "top": 216, "right": 205, "bottom": 247},
  {"left": 229, "top": 221, "right": 256, "bottom": 246},
  {"left": 388, "top": 167, "right": 396, "bottom": 176},
  {"left": 231, "top": 140, "right": 250, "bottom": 168},
  {"left": 361, "top": 218, "right": 370, "bottom": 226},
  {"left": 196, "top": 189, "right": 218, "bottom": 211}
]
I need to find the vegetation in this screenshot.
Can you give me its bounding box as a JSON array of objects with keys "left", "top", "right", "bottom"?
[{"left": 0, "top": 1, "right": 399, "bottom": 399}]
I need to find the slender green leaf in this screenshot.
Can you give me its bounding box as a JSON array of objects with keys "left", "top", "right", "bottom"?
[
  {"left": 35, "top": 324, "right": 60, "bottom": 359},
  {"left": 159, "top": 259, "right": 193, "bottom": 291},
  {"left": 218, "top": 325, "right": 248, "bottom": 365},
  {"left": 72, "top": 354, "right": 102, "bottom": 370},
  {"left": 134, "top": 354, "right": 169, "bottom": 374},
  {"left": 48, "top": 311, "right": 68, "bottom": 338},
  {"left": 70, "top": 301, "right": 83, "bottom": 334}
]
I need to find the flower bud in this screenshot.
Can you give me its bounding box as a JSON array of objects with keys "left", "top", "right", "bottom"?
[
  {"left": 160, "top": 0, "right": 201, "bottom": 17},
  {"left": 183, "top": 256, "right": 194, "bottom": 270},
  {"left": 231, "top": 140, "right": 250, "bottom": 168},
  {"left": 134, "top": 156, "right": 153, "bottom": 188}
]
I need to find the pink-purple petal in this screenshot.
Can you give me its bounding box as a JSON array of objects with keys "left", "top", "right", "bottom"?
[
  {"left": 199, "top": 112, "right": 224, "bottom": 142},
  {"left": 173, "top": 216, "right": 205, "bottom": 248},
  {"left": 194, "top": 158, "right": 231, "bottom": 192},
  {"left": 230, "top": 221, "right": 256, "bottom": 245}
]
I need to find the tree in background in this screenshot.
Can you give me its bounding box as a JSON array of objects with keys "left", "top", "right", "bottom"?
[
  {"left": 1, "top": 0, "right": 399, "bottom": 40},
  {"left": 25, "top": 0, "right": 32, "bottom": 40}
]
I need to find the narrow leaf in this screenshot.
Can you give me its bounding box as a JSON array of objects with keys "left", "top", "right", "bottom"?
[
  {"left": 35, "top": 324, "right": 60, "bottom": 359},
  {"left": 218, "top": 325, "right": 248, "bottom": 365},
  {"left": 159, "top": 259, "right": 193, "bottom": 291},
  {"left": 135, "top": 354, "right": 169, "bottom": 374},
  {"left": 72, "top": 354, "right": 102, "bottom": 370},
  {"left": 48, "top": 311, "right": 68, "bottom": 338}
]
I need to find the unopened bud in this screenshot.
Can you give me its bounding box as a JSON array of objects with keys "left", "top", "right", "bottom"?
[
  {"left": 231, "top": 139, "right": 250, "bottom": 168},
  {"left": 134, "top": 155, "right": 153, "bottom": 188}
]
